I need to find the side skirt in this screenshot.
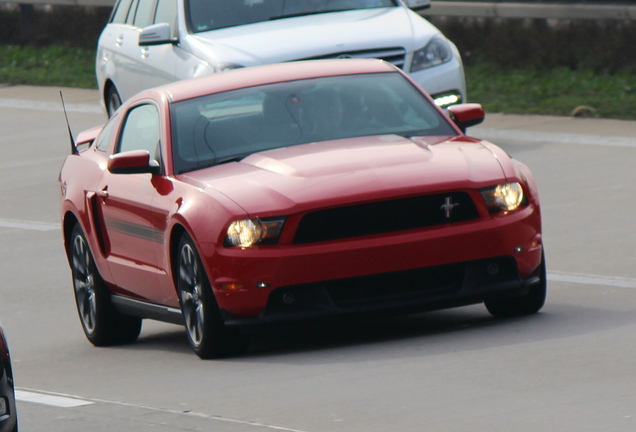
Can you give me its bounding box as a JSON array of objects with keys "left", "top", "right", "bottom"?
[{"left": 111, "top": 295, "right": 184, "bottom": 325}]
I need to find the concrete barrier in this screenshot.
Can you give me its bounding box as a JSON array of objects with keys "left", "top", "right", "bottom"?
[{"left": 424, "top": 1, "right": 636, "bottom": 20}]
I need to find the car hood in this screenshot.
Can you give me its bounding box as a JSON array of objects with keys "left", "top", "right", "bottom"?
[
  {"left": 188, "top": 8, "right": 435, "bottom": 66},
  {"left": 180, "top": 135, "right": 507, "bottom": 216}
]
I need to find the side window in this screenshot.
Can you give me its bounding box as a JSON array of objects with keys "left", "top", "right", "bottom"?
[
  {"left": 118, "top": 104, "right": 161, "bottom": 165},
  {"left": 125, "top": 0, "right": 140, "bottom": 25},
  {"left": 154, "top": 0, "right": 177, "bottom": 28},
  {"left": 95, "top": 116, "right": 118, "bottom": 152},
  {"left": 133, "top": 0, "right": 156, "bottom": 28},
  {"left": 111, "top": 0, "right": 134, "bottom": 24}
]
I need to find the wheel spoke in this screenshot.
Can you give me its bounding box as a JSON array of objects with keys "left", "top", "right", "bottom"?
[
  {"left": 179, "top": 243, "right": 205, "bottom": 347},
  {"left": 71, "top": 234, "right": 97, "bottom": 333}
]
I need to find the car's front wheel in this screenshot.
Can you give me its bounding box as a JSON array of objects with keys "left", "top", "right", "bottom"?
[
  {"left": 485, "top": 251, "right": 547, "bottom": 317},
  {"left": 176, "top": 234, "right": 249, "bottom": 359},
  {"left": 106, "top": 85, "right": 122, "bottom": 118},
  {"left": 70, "top": 224, "right": 142, "bottom": 346}
]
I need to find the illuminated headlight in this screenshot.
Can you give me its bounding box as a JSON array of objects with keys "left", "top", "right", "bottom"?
[
  {"left": 225, "top": 218, "right": 285, "bottom": 248},
  {"left": 411, "top": 35, "right": 452, "bottom": 73},
  {"left": 432, "top": 92, "right": 462, "bottom": 108},
  {"left": 481, "top": 182, "right": 525, "bottom": 213}
]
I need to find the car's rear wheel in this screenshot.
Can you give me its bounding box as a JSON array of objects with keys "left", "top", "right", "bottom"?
[
  {"left": 106, "top": 85, "right": 122, "bottom": 118},
  {"left": 177, "top": 234, "right": 249, "bottom": 359},
  {"left": 485, "top": 251, "right": 547, "bottom": 317},
  {"left": 70, "top": 224, "right": 142, "bottom": 346}
]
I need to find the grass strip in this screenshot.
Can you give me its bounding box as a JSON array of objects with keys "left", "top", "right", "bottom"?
[
  {"left": 0, "top": 45, "right": 96, "bottom": 88},
  {"left": 0, "top": 44, "right": 634, "bottom": 120},
  {"left": 465, "top": 63, "right": 636, "bottom": 120}
]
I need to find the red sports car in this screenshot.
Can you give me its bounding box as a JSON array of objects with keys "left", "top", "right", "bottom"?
[{"left": 59, "top": 59, "right": 545, "bottom": 359}]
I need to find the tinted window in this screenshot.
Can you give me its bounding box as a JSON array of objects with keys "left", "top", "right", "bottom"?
[
  {"left": 111, "top": 0, "right": 134, "bottom": 24},
  {"left": 133, "top": 0, "right": 156, "bottom": 28},
  {"left": 119, "top": 104, "right": 161, "bottom": 165},
  {"left": 125, "top": 0, "right": 139, "bottom": 24},
  {"left": 187, "top": 0, "right": 396, "bottom": 33},
  {"left": 95, "top": 116, "right": 118, "bottom": 152},
  {"left": 154, "top": 0, "right": 177, "bottom": 27},
  {"left": 170, "top": 72, "right": 456, "bottom": 174}
]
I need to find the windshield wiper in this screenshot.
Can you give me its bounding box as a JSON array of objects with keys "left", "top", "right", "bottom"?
[
  {"left": 215, "top": 155, "right": 247, "bottom": 165},
  {"left": 269, "top": 9, "right": 353, "bottom": 20}
]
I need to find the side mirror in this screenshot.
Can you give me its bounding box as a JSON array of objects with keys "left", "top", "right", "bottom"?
[
  {"left": 108, "top": 150, "right": 160, "bottom": 175},
  {"left": 139, "top": 23, "right": 176, "bottom": 46},
  {"left": 447, "top": 103, "right": 485, "bottom": 134},
  {"left": 404, "top": 0, "right": 431, "bottom": 11}
]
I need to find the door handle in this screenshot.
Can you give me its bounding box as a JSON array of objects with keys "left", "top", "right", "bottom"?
[{"left": 116, "top": 35, "right": 124, "bottom": 46}]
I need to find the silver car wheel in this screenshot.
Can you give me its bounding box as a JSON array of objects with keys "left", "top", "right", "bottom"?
[
  {"left": 106, "top": 86, "right": 122, "bottom": 118},
  {"left": 72, "top": 234, "right": 97, "bottom": 334},
  {"left": 179, "top": 243, "right": 205, "bottom": 347}
]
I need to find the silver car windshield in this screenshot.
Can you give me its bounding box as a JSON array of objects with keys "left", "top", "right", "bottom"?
[
  {"left": 186, "top": 0, "right": 397, "bottom": 33},
  {"left": 170, "top": 72, "right": 457, "bottom": 174}
]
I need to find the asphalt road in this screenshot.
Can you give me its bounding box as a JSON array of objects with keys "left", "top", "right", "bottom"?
[{"left": 1, "top": 85, "right": 636, "bottom": 432}]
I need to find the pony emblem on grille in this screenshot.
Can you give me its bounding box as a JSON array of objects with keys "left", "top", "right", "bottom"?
[{"left": 441, "top": 197, "right": 459, "bottom": 218}]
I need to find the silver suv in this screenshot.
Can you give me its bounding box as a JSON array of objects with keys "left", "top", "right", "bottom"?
[{"left": 97, "top": 0, "right": 466, "bottom": 117}]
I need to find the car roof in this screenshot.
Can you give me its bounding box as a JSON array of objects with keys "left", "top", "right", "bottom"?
[{"left": 158, "top": 59, "right": 399, "bottom": 103}]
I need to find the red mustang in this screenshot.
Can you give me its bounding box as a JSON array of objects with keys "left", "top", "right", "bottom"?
[{"left": 59, "top": 59, "right": 545, "bottom": 358}]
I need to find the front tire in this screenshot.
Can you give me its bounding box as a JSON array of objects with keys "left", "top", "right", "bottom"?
[
  {"left": 176, "top": 234, "right": 249, "bottom": 359},
  {"left": 70, "top": 224, "right": 142, "bottom": 346},
  {"left": 106, "top": 85, "right": 122, "bottom": 118},
  {"left": 485, "top": 251, "right": 547, "bottom": 318}
]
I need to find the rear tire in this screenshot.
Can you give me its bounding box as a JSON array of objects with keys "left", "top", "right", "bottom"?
[
  {"left": 70, "top": 224, "right": 142, "bottom": 346},
  {"left": 485, "top": 251, "right": 547, "bottom": 318},
  {"left": 176, "top": 234, "right": 249, "bottom": 359}
]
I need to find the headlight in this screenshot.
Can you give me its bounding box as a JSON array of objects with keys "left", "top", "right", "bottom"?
[
  {"left": 480, "top": 182, "right": 525, "bottom": 213},
  {"left": 411, "top": 35, "right": 452, "bottom": 73},
  {"left": 225, "top": 218, "right": 285, "bottom": 248}
]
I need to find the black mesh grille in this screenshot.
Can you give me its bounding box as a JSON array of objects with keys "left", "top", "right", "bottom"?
[
  {"left": 299, "top": 47, "right": 407, "bottom": 69},
  {"left": 294, "top": 192, "right": 479, "bottom": 244},
  {"left": 262, "top": 256, "right": 522, "bottom": 317}
]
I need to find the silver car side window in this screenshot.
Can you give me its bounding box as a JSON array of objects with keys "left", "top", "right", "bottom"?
[{"left": 119, "top": 104, "right": 162, "bottom": 165}]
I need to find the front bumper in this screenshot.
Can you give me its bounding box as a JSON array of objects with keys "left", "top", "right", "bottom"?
[{"left": 202, "top": 204, "right": 542, "bottom": 323}]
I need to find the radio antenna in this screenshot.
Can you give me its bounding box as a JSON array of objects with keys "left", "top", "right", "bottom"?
[{"left": 59, "top": 91, "right": 78, "bottom": 155}]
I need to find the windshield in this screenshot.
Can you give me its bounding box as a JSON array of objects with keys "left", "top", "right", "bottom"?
[
  {"left": 170, "top": 72, "right": 456, "bottom": 174},
  {"left": 186, "top": 0, "right": 397, "bottom": 33}
]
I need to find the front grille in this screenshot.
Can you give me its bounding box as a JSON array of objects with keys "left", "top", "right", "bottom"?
[
  {"left": 263, "top": 256, "right": 522, "bottom": 317},
  {"left": 300, "top": 47, "right": 407, "bottom": 69},
  {"left": 293, "top": 192, "right": 479, "bottom": 244}
]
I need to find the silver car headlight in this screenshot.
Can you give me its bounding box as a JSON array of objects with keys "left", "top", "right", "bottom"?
[
  {"left": 480, "top": 182, "right": 525, "bottom": 213},
  {"left": 411, "top": 35, "right": 453, "bottom": 72},
  {"left": 225, "top": 218, "right": 285, "bottom": 248}
]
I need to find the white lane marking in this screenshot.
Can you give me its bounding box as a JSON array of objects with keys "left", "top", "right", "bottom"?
[
  {"left": 16, "top": 388, "right": 310, "bottom": 431},
  {"left": 548, "top": 271, "right": 636, "bottom": 289},
  {"left": 15, "top": 390, "right": 94, "bottom": 408},
  {"left": 0, "top": 98, "right": 103, "bottom": 114},
  {"left": 0, "top": 219, "right": 60, "bottom": 231},
  {"left": 470, "top": 127, "right": 636, "bottom": 148}
]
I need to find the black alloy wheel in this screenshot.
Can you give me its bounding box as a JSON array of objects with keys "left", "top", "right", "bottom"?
[
  {"left": 70, "top": 224, "right": 142, "bottom": 346},
  {"left": 106, "top": 85, "right": 122, "bottom": 118},
  {"left": 484, "top": 251, "right": 547, "bottom": 317},
  {"left": 177, "top": 234, "right": 249, "bottom": 359}
]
